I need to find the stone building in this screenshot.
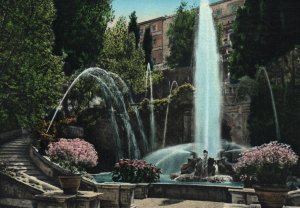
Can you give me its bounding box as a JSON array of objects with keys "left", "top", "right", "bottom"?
[
  {"left": 211, "top": 0, "right": 245, "bottom": 75},
  {"left": 139, "top": 16, "right": 174, "bottom": 68},
  {"left": 138, "top": 0, "right": 245, "bottom": 71}
]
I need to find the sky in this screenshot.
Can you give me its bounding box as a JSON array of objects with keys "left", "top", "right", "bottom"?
[{"left": 111, "top": 0, "right": 221, "bottom": 24}]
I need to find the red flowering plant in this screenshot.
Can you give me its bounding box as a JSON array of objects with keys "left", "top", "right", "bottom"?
[
  {"left": 112, "top": 159, "right": 161, "bottom": 183},
  {"left": 47, "top": 138, "right": 98, "bottom": 175},
  {"left": 235, "top": 141, "right": 298, "bottom": 186}
]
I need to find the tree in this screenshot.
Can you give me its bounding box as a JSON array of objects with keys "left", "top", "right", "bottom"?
[
  {"left": 167, "top": 2, "right": 197, "bottom": 67},
  {"left": 215, "top": 22, "right": 224, "bottom": 53},
  {"left": 229, "top": 0, "right": 300, "bottom": 80},
  {"left": 142, "top": 27, "right": 153, "bottom": 69},
  {"left": 98, "top": 18, "right": 146, "bottom": 93},
  {"left": 53, "top": 0, "right": 113, "bottom": 75},
  {"left": 0, "top": 0, "right": 65, "bottom": 131},
  {"left": 128, "top": 11, "right": 140, "bottom": 49}
]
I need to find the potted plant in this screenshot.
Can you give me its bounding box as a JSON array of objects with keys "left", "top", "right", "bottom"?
[
  {"left": 235, "top": 141, "right": 298, "bottom": 208},
  {"left": 47, "top": 138, "right": 98, "bottom": 194},
  {"left": 112, "top": 159, "right": 161, "bottom": 199}
]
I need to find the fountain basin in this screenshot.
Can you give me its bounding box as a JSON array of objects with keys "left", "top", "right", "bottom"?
[
  {"left": 93, "top": 173, "right": 242, "bottom": 202},
  {"left": 148, "top": 182, "right": 242, "bottom": 202}
]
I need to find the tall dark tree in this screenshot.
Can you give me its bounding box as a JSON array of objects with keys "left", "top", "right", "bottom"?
[
  {"left": 128, "top": 11, "right": 140, "bottom": 48},
  {"left": 230, "top": 0, "right": 300, "bottom": 80},
  {"left": 0, "top": 0, "right": 65, "bottom": 131},
  {"left": 53, "top": 0, "right": 113, "bottom": 75},
  {"left": 167, "top": 2, "right": 197, "bottom": 67},
  {"left": 143, "top": 27, "right": 153, "bottom": 69}
]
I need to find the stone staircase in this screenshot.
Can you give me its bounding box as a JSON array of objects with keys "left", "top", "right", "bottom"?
[{"left": 0, "top": 135, "right": 59, "bottom": 188}]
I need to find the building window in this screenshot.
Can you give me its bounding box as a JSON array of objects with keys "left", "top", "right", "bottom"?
[{"left": 151, "top": 24, "right": 157, "bottom": 32}]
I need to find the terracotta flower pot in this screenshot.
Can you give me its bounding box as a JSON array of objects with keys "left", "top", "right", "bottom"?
[
  {"left": 58, "top": 175, "right": 81, "bottom": 194},
  {"left": 253, "top": 185, "right": 289, "bottom": 208}
]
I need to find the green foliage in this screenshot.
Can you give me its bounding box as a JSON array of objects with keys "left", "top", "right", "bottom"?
[
  {"left": 0, "top": 0, "right": 65, "bottom": 131},
  {"left": 53, "top": 0, "right": 113, "bottom": 75},
  {"left": 128, "top": 11, "right": 140, "bottom": 49},
  {"left": 230, "top": 0, "right": 300, "bottom": 80},
  {"left": 139, "top": 83, "right": 194, "bottom": 112},
  {"left": 170, "top": 83, "right": 195, "bottom": 106},
  {"left": 112, "top": 159, "right": 161, "bottom": 183},
  {"left": 167, "top": 2, "right": 197, "bottom": 67},
  {"left": 99, "top": 18, "right": 147, "bottom": 93},
  {"left": 142, "top": 27, "right": 153, "bottom": 68},
  {"left": 216, "top": 23, "right": 224, "bottom": 53}
]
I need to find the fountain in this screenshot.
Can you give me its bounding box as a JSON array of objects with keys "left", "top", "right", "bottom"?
[
  {"left": 194, "top": 0, "right": 222, "bottom": 157},
  {"left": 47, "top": 67, "right": 145, "bottom": 159},
  {"left": 146, "top": 63, "right": 156, "bottom": 151},
  {"left": 256, "top": 67, "right": 280, "bottom": 140},
  {"left": 143, "top": 0, "right": 222, "bottom": 174},
  {"left": 93, "top": 0, "right": 244, "bottom": 200},
  {"left": 162, "top": 81, "right": 178, "bottom": 147},
  {"left": 109, "top": 72, "right": 149, "bottom": 154}
]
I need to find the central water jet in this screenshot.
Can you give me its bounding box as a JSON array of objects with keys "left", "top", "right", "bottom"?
[{"left": 194, "top": 0, "right": 222, "bottom": 157}]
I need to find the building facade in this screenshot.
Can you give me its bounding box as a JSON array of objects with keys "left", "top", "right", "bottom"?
[
  {"left": 138, "top": 0, "right": 245, "bottom": 70},
  {"left": 139, "top": 16, "right": 174, "bottom": 68},
  {"left": 211, "top": 0, "right": 245, "bottom": 75}
]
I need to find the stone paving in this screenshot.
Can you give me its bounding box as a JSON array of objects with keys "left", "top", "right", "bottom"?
[
  {"left": 135, "top": 198, "right": 299, "bottom": 208},
  {"left": 135, "top": 198, "right": 224, "bottom": 208}
]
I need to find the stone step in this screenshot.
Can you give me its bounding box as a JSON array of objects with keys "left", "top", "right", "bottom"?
[
  {"left": 1, "top": 146, "right": 29, "bottom": 149},
  {"left": 0, "top": 154, "right": 28, "bottom": 158},
  {"left": 0, "top": 150, "right": 27, "bottom": 154},
  {"left": 23, "top": 170, "right": 44, "bottom": 176},
  {"left": 4, "top": 143, "right": 29, "bottom": 147},
  {"left": 8, "top": 162, "right": 32, "bottom": 166},
  {"left": 0, "top": 159, "right": 30, "bottom": 163},
  {"left": 0, "top": 155, "right": 29, "bottom": 159},
  {"left": 6, "top": 142, "right": 29, "bottom": 145},
  {"left": 6, "top": 166, "right": 37, "bottom": 171}
]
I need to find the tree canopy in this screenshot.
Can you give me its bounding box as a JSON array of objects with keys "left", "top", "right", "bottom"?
[
  {"left": 128, "top": 11, "right": 140, "bottom": 49},
  {"left": 0, "top": 0, "right": 65, "bottom": 131},
  {"left": 167, "top": 2, "right": 197, "bottom": 68},
  {"left": 53, "top": 0, "right": 113, "bottom": 75},
  {"left": 230, "top": 0, "right": 300, "bottom": 80},
  {"left": 98, "top": 18, "right": 146, "bottom": 93}
]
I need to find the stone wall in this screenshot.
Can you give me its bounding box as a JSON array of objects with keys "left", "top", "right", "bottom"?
[{"left": 148, "top": 183, "right": 240, "bottom": 202}]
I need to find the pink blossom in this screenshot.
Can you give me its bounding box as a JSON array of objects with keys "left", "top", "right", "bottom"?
[
  {"left": 47, "top": 138, "right": 98, "bottom": 171},
  {"left": 236, "top": 141, "right": 298, "bottom": 171}
]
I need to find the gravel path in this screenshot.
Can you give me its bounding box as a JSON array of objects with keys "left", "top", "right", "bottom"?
[{"left": 135, "top": 198, "right": 225, "bottom": 208}]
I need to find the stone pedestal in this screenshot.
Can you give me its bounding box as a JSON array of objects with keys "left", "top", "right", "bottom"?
[
  {"left": 35, "top": 191, "right": 102, "bottom": 208},
  {"left": 95, "top": 182, "right": 136, "bottom": 208},
  {"left": 134, "top": 183, "right": 149, "bottom": 199},
  {"left": 229, "top": 188, "right": 258, "bottom": 205}
]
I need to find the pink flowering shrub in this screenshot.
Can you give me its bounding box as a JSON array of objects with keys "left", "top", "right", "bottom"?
[
  {"left": 235, "top": 141, "right": 298, "bottom": 185},
  {"left": 47, "top": 138, "right": 98, "bottom": 174},
  {"left": 112, "top": 159, "right": 161, "bottom": 183}
]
